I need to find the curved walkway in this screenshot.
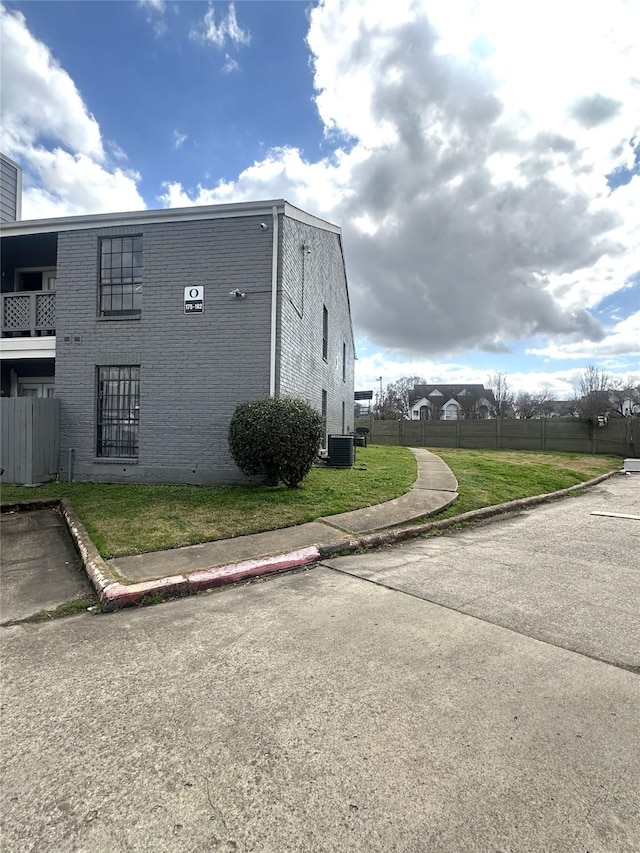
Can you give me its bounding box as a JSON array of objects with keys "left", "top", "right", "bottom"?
[{"left": 106, "top": 448, "right": 458, "bottom": 591}]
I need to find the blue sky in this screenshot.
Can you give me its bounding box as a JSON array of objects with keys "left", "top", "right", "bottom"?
[{"left": 1, "top": 0, "right": 639, "bottom": 398}]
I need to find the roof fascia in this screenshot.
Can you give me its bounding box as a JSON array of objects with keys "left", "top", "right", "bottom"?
[
  {"left": 0, "top": 199, "right": 291, "bottom": 237},
  {"left": 283, "top": 202, "right": 341, "bottom": 235}
]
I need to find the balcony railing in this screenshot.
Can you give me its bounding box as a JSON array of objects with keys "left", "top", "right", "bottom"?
[{"left": 1, "top": 291, "right": 56, "bottom": 337}]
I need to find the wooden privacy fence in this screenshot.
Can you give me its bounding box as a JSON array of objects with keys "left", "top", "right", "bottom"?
[
  {"left": 1, "top": 397, "right": 59, "bottom": 484},
  {"left": 355, "top": 416, "right": 636, "bottom": 458}
]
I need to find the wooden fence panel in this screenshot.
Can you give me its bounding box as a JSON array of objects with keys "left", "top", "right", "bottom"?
[
  {"left": 501, "top": 419, "right": 543, "bottom": 451},
  {"left": 0, "top": 397, "right": 59, "bottom": 484},
  {"left": 543, "top": 419, "right": 592, "bottom": 454},
  {"left": 425, "top": 422, "right": 459, "bottom": 447},
  {"left": 354, "top": 416, "right": 634, "bottom": 457},
  {"left": 459, "top": 420, "right": 498, "bottom": 449}
]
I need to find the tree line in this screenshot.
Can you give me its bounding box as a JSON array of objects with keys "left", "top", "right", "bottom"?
[{"left": 365, "top": 367, "right": 640, "bottom": 422}]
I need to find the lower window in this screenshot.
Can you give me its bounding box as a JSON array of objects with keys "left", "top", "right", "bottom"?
[{"left": 96, "top": 365, "right": 140, "bottom": 458}]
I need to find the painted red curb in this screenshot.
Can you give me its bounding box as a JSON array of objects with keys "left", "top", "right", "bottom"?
[
  {"left": 186, "top": 546, "right": 320, "bottom": 592},
  {"left": 101, "top": 575, "right": 189, "bottom": 609},
  {"left": 100, "top": 546, "right": 321, "bottom": 610}
]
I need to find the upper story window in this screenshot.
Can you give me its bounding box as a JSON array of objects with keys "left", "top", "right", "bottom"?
[
  {"left": 342, "top": 342, "right": 346, "bottom": 382},
  {"left": 99, "top": 236, "right": 142, "bottom": 315},
  {"left": 322, "top": 305, "right": 328, "bottom": 361}
]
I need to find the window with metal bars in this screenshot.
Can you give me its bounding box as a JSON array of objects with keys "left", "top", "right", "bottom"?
[
  {"left": 96, "top": 366, "right": 140, "bottom": 458},
  {"left": 99, "top": 236, "right": 143, "bottom": 315}
]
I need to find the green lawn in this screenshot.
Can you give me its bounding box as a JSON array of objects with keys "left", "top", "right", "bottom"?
[
  {"left": 432, "top": 448, "right": 620, "bottom": 518},
  {"left": 0, "top": 445, "right": 416, "bottom": 558},
  {"left": 0, "top": 446, "right": 620, "bottom": 558}
]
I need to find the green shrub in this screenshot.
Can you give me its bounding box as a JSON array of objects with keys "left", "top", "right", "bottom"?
[{"left": 228, "top": 396, "right": 324, "bottom": 488}]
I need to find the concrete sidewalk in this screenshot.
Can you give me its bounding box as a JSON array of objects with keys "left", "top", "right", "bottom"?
[{"left": 108, "top": 447, "right": 458, "bottom": 585}]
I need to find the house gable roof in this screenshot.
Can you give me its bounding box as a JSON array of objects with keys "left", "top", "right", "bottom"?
[
  {"left": 409, "top": 384, "right": 496, "bottom": 407},
  {"left": 410, "top": 397, "right": 430, "bottom": 410}
]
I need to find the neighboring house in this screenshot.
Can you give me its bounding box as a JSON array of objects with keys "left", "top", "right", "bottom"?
[
  {"left": 1, "top": 199, "right": 355, "bottom": 484},
  {"left": 620, "top": 396, "right": 640, "bottom": 417},
  {"left": 559, "top": 391, "right": 640, "bottom": 421},
  {"left": 408, "top": 384, "right": 496, "bottom": 420}
]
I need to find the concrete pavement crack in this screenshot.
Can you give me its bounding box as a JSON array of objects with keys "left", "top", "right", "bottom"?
[{"left": 319, "top": 562, "right": 640, "bottom": 676}]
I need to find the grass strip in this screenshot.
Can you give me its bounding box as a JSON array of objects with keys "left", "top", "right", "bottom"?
[
  {"left": 432, "top": 448, "right": 620, "bottom": 517},
  {"left": 1, "top": 447, "right": 620, "bottom": 558},
  {"left": 0, "top": 446, "right": 416, "bottom": 558}
]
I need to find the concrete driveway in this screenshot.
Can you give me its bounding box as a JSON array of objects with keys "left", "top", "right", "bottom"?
[
  {"left": 324, "top": 472, "right": 640, "bottom": 671},
  {"left": 0, "top": 507, "right": 95, "bottom": 624},
  {"left": 1, "top": 476, "right": 638, "bottom": 852}
]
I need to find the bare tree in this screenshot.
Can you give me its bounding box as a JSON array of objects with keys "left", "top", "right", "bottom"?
[
  {"left": 457, "top": 393, "right": 482, "bottom": 419},
  {"left": 513, "top": 388, "right": 554, "bottom": 419},
  {"left": 488, "top": 372, "right": 514, "bottom": 418},
  {"left": 533, "top": 389, "right": 554, "bottom": 418},
  {"left": 574, "top": 365, "right": 611, "bottom": 423},
  {"left": 514, "top": 391, "right": 538, "bottom": 419},
  {"left": 375, "top": 376, "right": 426, "bottom": 420},
  {"left": 609, "top": 378, "right": 640, "bottom": 417},
  {"left": 427, "top": 400, "right": 443, "bottom": 420}
]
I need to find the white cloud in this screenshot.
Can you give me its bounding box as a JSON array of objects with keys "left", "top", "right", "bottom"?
[
  {"left": 222, "top": 54, "right": 239, "bottom": 74},
  {"left": 137, "top": 0, "right": 167, "bottom": 36},
  {"left": 164, "top": 0, "right": 640, "bottom": 366},
  {"left": 527, "top": 311, "right": 640, "bottom": 362},
  {"left": 0, "top": 3, "right": 145, "bottom": 218},
  {"left": 173, "top": 129, "right": 188, "bottom": 149},
  {"left": 0, "top": 4, "right": 103, "bottom": 160},
  {"left": 159, "top": 145, "right": 364, "bottom": 212},
  {"left": 107, "top": 140, "right": 129, "bottom": 163},
  {"left": 21, "top": 148, "right": 144, "bottom": 219},
  {"left": 191, "top": 2, "right": 250, "bottom": 50}
]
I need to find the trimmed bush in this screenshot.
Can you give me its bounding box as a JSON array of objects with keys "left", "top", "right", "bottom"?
[{"left": 228, "top": 396, "right": 324, "bottom": 488}]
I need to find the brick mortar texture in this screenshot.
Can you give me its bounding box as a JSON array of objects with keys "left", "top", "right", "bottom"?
[{"left": 278, "top": 217, "right": 355, "bottom": 438}]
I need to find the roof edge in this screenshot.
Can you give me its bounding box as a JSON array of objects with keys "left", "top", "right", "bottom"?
[
  {"left": 0, "top": 198, "right": 341, "bottom": 237},
  {"left": 283, "top": 202, "right": 341, "bottom": 234}
]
